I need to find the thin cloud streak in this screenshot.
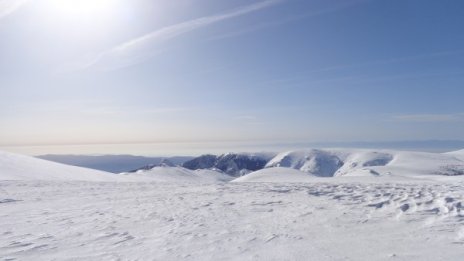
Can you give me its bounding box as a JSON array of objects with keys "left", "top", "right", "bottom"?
[
  {"left": 256, "top": 49, "right": 464, "bottom": 87},
  {"left": 84, "top": 0, "right": 281, "bottom": 71},
  {"left": 0, "top": 0, "right": 28, "bottom": 18},
  {"left": 391, "top": 113, "right": 464, "bottom": 123},
  {"left": 208, "top": 0, "right": 373, "bottom": 41},
  {"left": 301, "top": 49, "right": 464, "bottom": 75}
]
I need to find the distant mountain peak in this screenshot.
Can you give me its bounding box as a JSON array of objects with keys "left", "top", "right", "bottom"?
[{"left": 182, "top": 153, "right": 272, "bottom": 177}]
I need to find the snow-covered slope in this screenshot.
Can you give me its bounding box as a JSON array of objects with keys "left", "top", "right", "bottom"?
[
  {"left": 264, "top": 149, "right": 464, "bottom": 179},
  {"left": 0, "top": 151, "right": 118, "bottom": 182},
  {"left": 334, "top": 150, "right": 464, "bottom": 177},
  {"left": 123, "top": 166, "right": 233, "bottom": 183},
  {"left": 333, "top": 150, "right": 393, "bottom": 176},
  {"left": 446, "top": 149, "right": 464, "bottom": 161},
  {"left": 266, "top": 150, "right": 343, "bottom": 177},
  {"left": 376, "top": 150, "right": 464, "bottom": 177},
  {"left": 233, "top": 167, "right": 314, "bottom": 183},
  {"left": 37, "top": 154, "right": 193, "bottom": 173}
]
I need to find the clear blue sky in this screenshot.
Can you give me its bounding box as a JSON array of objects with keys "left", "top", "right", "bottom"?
[{"left": 1, "top": 0, "right": 464, "bottom": 155}]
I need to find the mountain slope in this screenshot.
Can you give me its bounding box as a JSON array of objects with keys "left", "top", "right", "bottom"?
[
  {"left": 183, "top": 153, "right": 275, "bottom": 176},
  {"left": 265, "top": 149, "right": 464, "bottom": 178},
  {"left": 266, "top": 150, "right": 343, "bottom": 177},
  {"left": 0, "top": 151, "right": 118, "bottom": 181},
  {"left": 445, "top": 149, "right": 464, "bottom": 161},
  {"left": 37, "top": 154, "right": 193, "bottom": 173}
]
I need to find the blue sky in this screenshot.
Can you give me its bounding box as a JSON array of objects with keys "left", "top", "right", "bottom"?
[{"left": 1, "top": 0, "right": 464, "bottom": 155}]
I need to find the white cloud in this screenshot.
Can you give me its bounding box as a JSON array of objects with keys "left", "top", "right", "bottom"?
[
  {"left": 83, "top": 0, "right": 281, "bottom": 71},
  {"left": 0, "top": 0, "right": 28, "bottom": 18}
]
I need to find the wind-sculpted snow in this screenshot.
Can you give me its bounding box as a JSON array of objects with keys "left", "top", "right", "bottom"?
[{"left": 1, "top": 180, "right": 463, "bottom": 260}]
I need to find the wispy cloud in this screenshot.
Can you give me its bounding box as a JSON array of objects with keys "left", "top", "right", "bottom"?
[
  {"left": 208, "top": 0, "right": 373, "bottom": 41},
  {"left": 302, "top": 49, "right": 464, "bottom": 76},
  {"left": 391, "top": 113, "right": 464, "bottom": 123},
  {"left": 0, "top": 0, "right": 28, "bottom": 18},
  {"left": 82, "top": 0, "right": 281, "bottom": 71},
  {"left": 255, "top": 49, "right": 464, "bottom": 88}
]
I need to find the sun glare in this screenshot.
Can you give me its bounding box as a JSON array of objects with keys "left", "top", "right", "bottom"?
[{"left": 47, "top": 0, "right": 113, "bottom": 16}]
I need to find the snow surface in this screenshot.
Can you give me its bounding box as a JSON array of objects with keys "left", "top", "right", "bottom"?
[
  {"left": 122, "top": 166, "right": 233, "bottom": 183},
  {"left": 1, "top": 150, "right": 464, "bottom": 260},
  {"left": 1, "top": 180, "right": 464, "bottom": 260},
  {"left": 233, "top": 167, "right": 315, "bottom": 183}
]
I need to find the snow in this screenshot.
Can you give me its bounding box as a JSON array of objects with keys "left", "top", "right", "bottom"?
[
  {"left": 446, "top": 149, "right": 464, "bottom": 161},
  {"left": 264, "top": 149, "right": 464, "bottom": 180},
  {"left": 1, "top": 150, "right": 464, "bottom": 260},
  {"left": 1, "top": 180, "right": 463, "bottom": 260},
  {"left": 0, "top": 151, "right": 118, "bottom": 182},
  {"left": 266, "top": 149, "right": 343, "bottom": 177},
  {"left": 122, "top": 166, "right": 233, "bottom": 183},
  {"left": 233, "top": 167, "right": 315, "bottom": 183},
  {"left": 0, "top": 151, "right": 231, "bottom": 183}
]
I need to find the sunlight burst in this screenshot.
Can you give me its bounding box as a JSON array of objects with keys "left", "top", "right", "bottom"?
[{"left": 47, "top": 0, "right": 113, "bottom": 16}]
